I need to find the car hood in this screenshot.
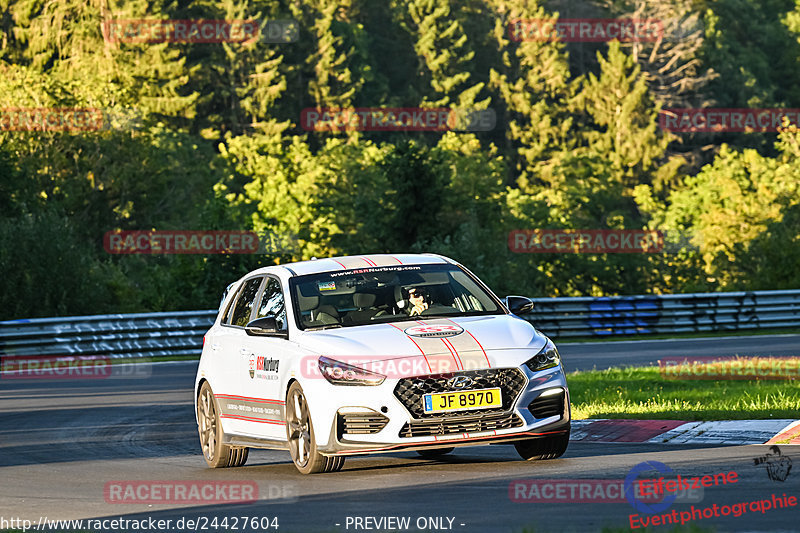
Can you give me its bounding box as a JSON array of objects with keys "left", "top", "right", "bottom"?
[{"left": 294, "top": 315, "right": 547, "bottom": 375}]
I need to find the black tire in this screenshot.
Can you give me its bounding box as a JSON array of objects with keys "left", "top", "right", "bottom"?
[
  {"left": 514, "top": 431, "right": 569, "bottom": 461},
  {"left": 286, "top": 382, "right": 346, "bottom": 474},
  {"left": 197, "top": 382, "right": 249, "bottom": 468},
  {"left": 416, "top": 447, "right": 454, "bottom": 459}
]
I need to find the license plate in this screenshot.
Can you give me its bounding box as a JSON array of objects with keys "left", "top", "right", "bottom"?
[{"left": 423, "top": 388, "right": 502, "bottom": 414}]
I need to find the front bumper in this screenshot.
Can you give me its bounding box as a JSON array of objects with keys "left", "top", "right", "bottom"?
[{"left": 314, "top": 364, "right": 571, "bottom": 456}]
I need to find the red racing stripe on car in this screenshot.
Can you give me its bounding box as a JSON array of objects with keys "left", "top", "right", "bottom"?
[
  {"left": 414, "top": 319, "right": 462, "bottom": 371},
  {"left": 331, "top": 258, "right": 348, "bottom": 269},
  {"left": 216, "top": 394, "right": 285, "bottom": 405},
  {"left": 333, "top": 256, "right": 374, "bottom": 269},
  {"left": 365, "top": 255, "right": 402, "bottom": 265},
  {"left": 415, "top": 318, "right": 489, "bottom": 371},
  {"left": 413, "top": 345, "right": 459, "bottom": 374},
  {"left": 360, "top": 256, "right": 378, "bottom": 267},
  {"left": 418, "top": 317, "right": 490, "bottom": 369},
  {"left": 220, "top": 414, "right": 284, "bottom": 425},
  {"left": 441, "top": 337, "right": 464, "bottom": 370},
  {"left": 388, "top": 323, "right": 432, "bottom": 373},
  {"left": 406, "top": 340, "right": 459, "bottom": 373},
  {"left": 442, "top": 318, "right": 490, "bottom": 368},
  {"left": 463, "top": 329, "right": 490, "bottom": 367}
]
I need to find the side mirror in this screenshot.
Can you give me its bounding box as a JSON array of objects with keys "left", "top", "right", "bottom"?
[
  {"left": 245, "top": 317, "right": 285, "bottom": 337},
  {"left": 505, "top": 295, "right": 534, "bottom": 315}
]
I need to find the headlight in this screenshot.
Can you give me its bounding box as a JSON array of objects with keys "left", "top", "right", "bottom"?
[
  {"left": 524, "top": 339, "right": 561, "bottom": 372},
  {"left": 318, "top": 356, "right": 386, "bottom": 386}
]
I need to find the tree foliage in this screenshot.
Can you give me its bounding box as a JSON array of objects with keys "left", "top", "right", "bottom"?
[{"left": 0, "top": 0, "right": 798, "bottom": 319}]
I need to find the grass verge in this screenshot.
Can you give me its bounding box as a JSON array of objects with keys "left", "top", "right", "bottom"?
[{"left": 568, "top": 365, "right": 800, "bottom": 420}]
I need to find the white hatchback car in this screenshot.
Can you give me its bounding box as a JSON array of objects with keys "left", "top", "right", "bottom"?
[{"left": 195, "top": 254, "right": 571, "bottom": 474}]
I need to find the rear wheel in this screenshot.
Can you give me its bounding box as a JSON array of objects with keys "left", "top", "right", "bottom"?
[
  {"left": 286, "top": 382, "right": 345, "bottom": 474},
  {"left": 514, "top": 431, "right": 569, "bottom": 461},
  {"left": 416, "top": 447, "right": 454, "bottom": 459},
  {"left": 197, "top": 382, "right": 249, "bottom": 468}
]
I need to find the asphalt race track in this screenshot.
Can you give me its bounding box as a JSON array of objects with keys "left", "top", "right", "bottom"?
[
  {"left": 1, "top": 335, "right": 798, "bottom": 533},
  {"left": 559, "top": 333, "right": 800, "bottom": 372}
]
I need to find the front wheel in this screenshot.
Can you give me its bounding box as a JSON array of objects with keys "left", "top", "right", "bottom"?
[
  {"left": 286, "top": 382, "right": 345, "bottom": 474},
  {"left": 514, "top": 431, "right": 569, "bottom": 461},
  {"left": 197, "top": 382, "right": 248, "bottom": 468}
]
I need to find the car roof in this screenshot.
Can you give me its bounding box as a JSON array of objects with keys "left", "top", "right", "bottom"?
[{"left": 250, "top": 253, "right": 455, "bottom": 278}]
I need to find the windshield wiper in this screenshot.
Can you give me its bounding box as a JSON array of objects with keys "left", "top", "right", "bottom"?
[
  {"left": 378, "top": 314, "right": 449, "bottom": 324},
  {"left": 304, "top": 324, "right": 343, "bottom": 331}
]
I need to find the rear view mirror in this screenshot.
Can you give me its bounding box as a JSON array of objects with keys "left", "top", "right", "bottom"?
[{"left": 505, "top": 295, "right": 534, "bottom": 315}]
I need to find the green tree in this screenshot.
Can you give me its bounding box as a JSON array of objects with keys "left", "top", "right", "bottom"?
[
  {"left": 290, "top": 0, "right": 368, "bottom": 111},
  {"left": 181, "top": 0, "right": 290, "bottom": 139},
  {"left": 570, "top": 41, "right": 680, "bottom": 192},
  {"left": 487, "top": 0, "right": 573, "bottom": 187},
  {"left": 702, "top": 0, "right": 800, "bottom": 110},
  {"left": 650, "top": 125, "right": 800, "bottom": 289},
  {"left": 219, "top": 133, "right": 342, "bottom": 260},
  {"left": 400, "top": 0, "right": 486, "bottom": 109}
]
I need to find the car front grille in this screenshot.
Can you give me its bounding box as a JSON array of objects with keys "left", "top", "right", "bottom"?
[
  {"left": 393, "top": 367, "right": 527, "bottom": 419},
  {"left": 399, "top": 412, "right": 523, "bottom": 438},
  {"left": 338, "top": 413, "right": 390, "bottom": 435},
  {"left": 528, "top": 392, "right": 565, "bottom": 419}
]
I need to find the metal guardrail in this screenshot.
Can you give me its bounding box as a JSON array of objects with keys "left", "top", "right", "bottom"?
[
  {"left": 0, "top": 310, "right": 215, "bottom": 360},
  {"left": 525, "top": 289, "right": 800, "bottom": 337},
  {"left": 1, "top": 290, "right": 799, "bottom": 360}
]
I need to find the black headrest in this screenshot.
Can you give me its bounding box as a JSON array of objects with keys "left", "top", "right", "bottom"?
[
  {"left": 353, "top": 292, "right": 376, "bottom": 308},
  {"left": 317, "top": 304, "right": 340, "bottom": 318},
  {"left": 298, "top": 294, "right": 319, "bottom": 311}
]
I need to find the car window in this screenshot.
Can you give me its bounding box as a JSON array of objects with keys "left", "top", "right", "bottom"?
[
  {"left": 255, "top": 277, "right": 287, "bottom": 331},
  {"left": 226, "top": 277, "right": 264, "bottom": 327}
]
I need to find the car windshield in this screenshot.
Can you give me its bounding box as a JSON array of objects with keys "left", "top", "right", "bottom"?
[{"left": 289, "top": 263, "right": 503, "bottom": 330}]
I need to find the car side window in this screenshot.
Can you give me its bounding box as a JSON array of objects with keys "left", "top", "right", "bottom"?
[
  {"left": 226, "top": 277, "right": 264, "bottom": 327},
  {"left": 256, "top": 277, "right": 287, "bottom": 331}
]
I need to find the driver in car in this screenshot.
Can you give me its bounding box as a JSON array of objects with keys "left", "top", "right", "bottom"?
[{"left": 407, "top": 287, "right": 430, "bottom": 316}]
